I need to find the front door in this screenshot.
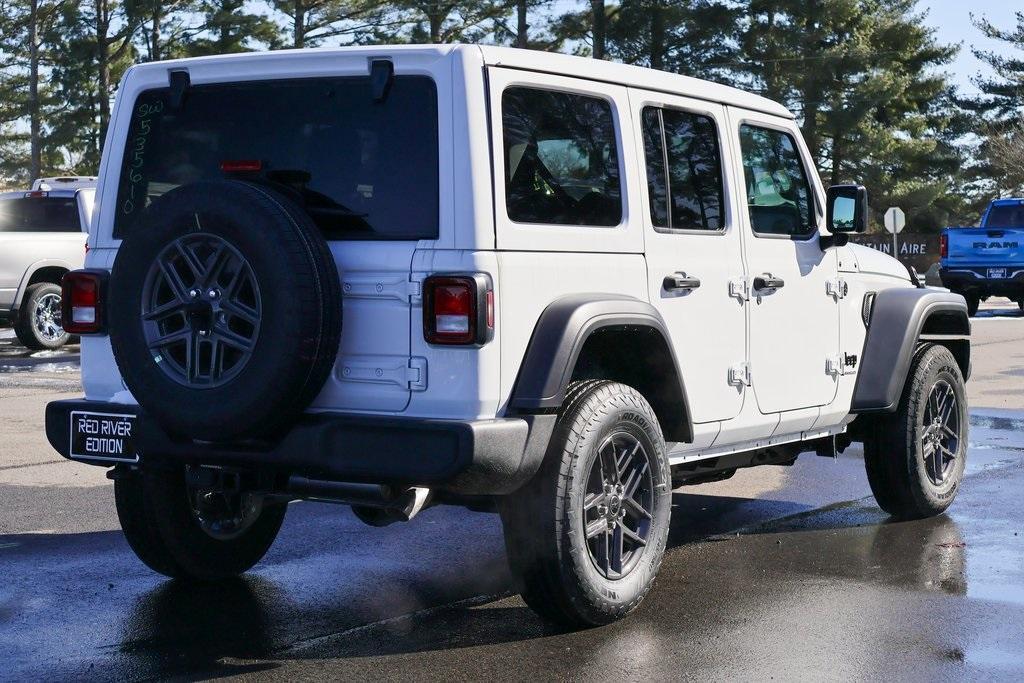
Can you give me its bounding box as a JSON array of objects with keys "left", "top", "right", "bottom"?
[
  {"left": 728, "top": 111, "right": 840, "bottom": 414},
  {"left": 631, "top": 90, "right": 746, "bottom": 424}
]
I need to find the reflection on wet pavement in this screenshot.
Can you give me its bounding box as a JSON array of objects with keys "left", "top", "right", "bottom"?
[
  {"left": 2, "top": 401, "right": 1023, "bottom": 679},
  {"left": 0, "top": 329, "right": 80, "bottom": 374}
]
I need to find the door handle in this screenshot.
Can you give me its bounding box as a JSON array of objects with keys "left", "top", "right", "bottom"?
[
  {"left": 753, "top": 273, "right": 785, "bottom": 291},
  {"left": 663, "top": 272, "right": 701, "bottom": 291}
]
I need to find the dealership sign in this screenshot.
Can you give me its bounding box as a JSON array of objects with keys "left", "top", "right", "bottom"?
[{"left": 848, "top": 233, "right": 940, "bottom": 273}]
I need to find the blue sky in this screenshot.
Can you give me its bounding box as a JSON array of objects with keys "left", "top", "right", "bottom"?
[{"left": 916, "top": 0, "right": 1021, "bottom": 95}]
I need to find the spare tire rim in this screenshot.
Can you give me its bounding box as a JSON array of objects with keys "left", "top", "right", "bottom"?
[
  {"left": 583, "top": 431, "right": 655, "bottom": 580},
  {"left": 34, "top": 292, "right": 65, "bottom": 342},
  {"left": 922, "top": 379, "right": 960, "bottom": 486},
  {"left": 141, "top": 232, "right": 261, "bottom": 388}
]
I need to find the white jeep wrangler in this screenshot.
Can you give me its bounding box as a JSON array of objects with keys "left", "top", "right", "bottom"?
[{"left": 46, "top": 45, "right": 971, "bottom": 627}]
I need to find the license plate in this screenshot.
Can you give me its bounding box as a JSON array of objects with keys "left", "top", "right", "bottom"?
[
  {"left": 69, "top": 411, "right": 138, "bottom": 463},
  {"left": 988, "top": 268, "right": 1007, "bottom": 279}
]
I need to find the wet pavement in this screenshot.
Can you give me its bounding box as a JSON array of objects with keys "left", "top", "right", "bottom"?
[
  {"left": 0, "top": 328, "right": 80, "bottom": 391},
  {"left": 2, "top": 305, "right": 1024, "bottom": 680},
  {"left": 2, "top": 411, "right": 1023, "bottom": 681}
]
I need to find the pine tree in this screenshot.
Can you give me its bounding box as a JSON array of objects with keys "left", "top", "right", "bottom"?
[
  {"left": 970, "top": 11, "right": 1024, "bottom": 123},
  {"left": 387, "top": 1, "right": 505, "bottom": 44},
  {"left": 186, "top": 0, "right": 281, "bottom": 55},
  {"left": 737, "top": 0, "right": 968, "bottom": 231},
  {"left": 270, "top": 0, "right": 388, "bottom": 48},
  {"left": 605, "top": 0, "right": 738, "bottom": 80}
]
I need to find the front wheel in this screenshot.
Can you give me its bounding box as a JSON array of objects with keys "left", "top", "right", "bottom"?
[
  {"left": 964, "top": 294, "right": 980, "bottom": 317},
  {"left": 863, "top": 344, "right": 968, "bottom": 519},
  {"left": 114, "top": 464, "right": 287, "bottom": 580},
  {"left": 15, "top": 282, "right": 69, "bottom": 349},
  {"left": 500, "top": 380, "right": 672, "bottom": 627}
]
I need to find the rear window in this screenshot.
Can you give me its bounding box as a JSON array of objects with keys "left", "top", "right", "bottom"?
[
  {"left": 985, "top": 204, "right": 1024, "bottom": 228},
  {"left": 115, "top": 75, "right": 439, "bottom": 240},
  {"left": 0, "top": 197, "right": 81, "bottom": 232},
  {"left": 502, "top": 87, "right": 622, "bottom": 226}
]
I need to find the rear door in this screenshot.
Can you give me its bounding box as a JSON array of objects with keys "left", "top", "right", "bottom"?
[{"left": 630, "top": 90, "right": 746, "bottom": 423}]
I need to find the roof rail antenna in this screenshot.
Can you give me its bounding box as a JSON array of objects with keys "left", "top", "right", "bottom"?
[
  {"left": 168, "top": 69, "right": 190, "bottom": 110},
  {"left": 370, "top": 59, "right": 394, "bottom": 104}
]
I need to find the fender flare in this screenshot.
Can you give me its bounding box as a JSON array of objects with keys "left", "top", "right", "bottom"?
[
  {"left": 12, "top": 258, "right": 75, "bottom": 311},
  {"left": 851, "top": 288, "right": 970, "bottom": 413},
  {"left": 509, "top": 294, "right": 693, "bottom": 442}
]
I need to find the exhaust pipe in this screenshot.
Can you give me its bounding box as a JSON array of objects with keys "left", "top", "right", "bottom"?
[{"left": 286, "top": 475, "right": 432, "bottom": 526}]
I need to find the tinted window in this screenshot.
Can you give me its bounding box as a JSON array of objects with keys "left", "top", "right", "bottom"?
[
  {"left": 986, "top": 204, "right": 1024, "bottom": 228},
  {"left": 503, "top": 87, "right": 622, "bottom": 226},
  {"left": 0, "top": 197, "right": 81, "bottom": 232},
  {"left": 738, "top": 125, "right": 814, "bottom": 236},
  {"left": 115, "top": 76, "right": 439, "bottom": 240},
  {"left": 642, "top": 107, "right": 724, "bottom": 231}
]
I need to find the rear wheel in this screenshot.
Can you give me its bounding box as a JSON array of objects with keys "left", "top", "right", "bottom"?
[
  {"left": 114, "top": 464, "right": 287, "bottom": 580},
  {"left": 15, "top": 282, "right": 69, "bottom": 350},
  {"left": 863, "top": 344, "right": 968, "bottom": 519},
  {"left": 500, "top": 380, "right": 672, "bottom": 627}
]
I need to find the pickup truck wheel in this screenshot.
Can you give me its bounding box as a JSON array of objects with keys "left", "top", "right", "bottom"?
[
  {"left": 863, "top": 344, "right": 968, "bottom": 520},
  {"left": 500, "top": 380, "right": 671, "bottom": 627},
  {"left": 965, "top": 294, "right": 980, "bottom": 317},
  {"left": 114, "top": 465, "right": 287, "bottom": 580},
  {"left": 15, "top": 282, "right": 69, "bottom": 350}
]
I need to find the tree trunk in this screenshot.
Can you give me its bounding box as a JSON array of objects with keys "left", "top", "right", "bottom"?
[
  {"left": 650, "top": 1, "right": 665, "bottom": 70},
  {"left": 28, "top": 0, "right": 41, "bottom": 179},
  {"left": 95, "top": 0, "right": 111, "bottom": 143},
  {"left": 591, "top": 0, "right": 605, "bottom": 60},
  {"left": 294, "top": 0, "right": 305, "bottom": 48},
  {"left": 830, "top": 137, "right": 843, "bottom": 186},
  {"left": 430, "top": 10, "right": 442, "bottom": 43},
  {"left": 150, "top": 4, "right": 162, "bottom": 61},
  {"left": 516, "top": 0, "right": 527, "bottom": 48}
]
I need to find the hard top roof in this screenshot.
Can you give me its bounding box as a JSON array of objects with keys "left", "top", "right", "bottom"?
[{"left": 127, "top": 44, "right": 794, "bottom": 120}]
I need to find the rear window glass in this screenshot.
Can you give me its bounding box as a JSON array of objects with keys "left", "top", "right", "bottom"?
[
  {"left": 985, "top": 204, "right": 1024, "bottom": 228},
  {"left": 0, "top": 197, "right": 81, "bottom": 232},
  {"left": 502, "top": 87, "right": 622, "bottom": 226},
  {"left": 115, "top": 75, "right": 439, "bottom": 240}
]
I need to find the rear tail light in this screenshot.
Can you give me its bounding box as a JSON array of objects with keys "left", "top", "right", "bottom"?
[
  {"left": 423, "top": 274, "right": 494, "bottom": 346},
  {"left": 940, "top": 233, "right": 948, "bottom": 258},
  {"left": 61, "top": 270, "right": 108, "bottom": 335}
]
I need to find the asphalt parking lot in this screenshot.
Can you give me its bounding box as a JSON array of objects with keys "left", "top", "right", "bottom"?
[{"left": 2, "top": 301, "right": 1023, "bottom": 680}]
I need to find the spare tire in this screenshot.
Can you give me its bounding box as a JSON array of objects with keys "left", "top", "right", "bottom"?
[{"left": 108, "top": 180, "right": 341, "bottom": 442}]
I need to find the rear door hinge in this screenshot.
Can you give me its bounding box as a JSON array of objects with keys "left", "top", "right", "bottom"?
[
  {"left": 729, "top": 362, "right": 751, "bottom": 386},
  {"left": 407, "top": 276, "right": 422, "bottom": 304},
  {"left": 826, "top": 277, "right": 848, "bottom": 299},
  {"left": 729, "top": 277, "right": 749, "bottom": 302},
  {"left": 826, "top": 353, "right": 857, "bottom": 377},
  {"left": 407, "top": 356, "right": 427, "bottom": 391}
]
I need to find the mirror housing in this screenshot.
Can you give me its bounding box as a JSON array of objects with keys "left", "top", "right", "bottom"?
[{"left": 826, "top": 184, "right": 868, "bottom": 234}]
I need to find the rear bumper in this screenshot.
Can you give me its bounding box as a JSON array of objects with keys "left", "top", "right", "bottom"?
[
  {"left": 45, "top": 399, "right": 555, "bottom": 496},
  {"left": 939, "top": 267, "right": 1024, "bottom": 297}
]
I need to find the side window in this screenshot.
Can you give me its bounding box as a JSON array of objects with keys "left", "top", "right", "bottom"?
[
  {"left": 502, "top": 87, "right": 622, "bottom": 226},
  {"left": 641, "top": 107, "right": 725, "bottom": 231},
  {"left": 738, "top": 124, "right": 814, "bottom": 237}
]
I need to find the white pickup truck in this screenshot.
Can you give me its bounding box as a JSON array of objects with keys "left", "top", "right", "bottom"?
[{"left": 0, "top": 182, "right": 93, "bottom": 348}]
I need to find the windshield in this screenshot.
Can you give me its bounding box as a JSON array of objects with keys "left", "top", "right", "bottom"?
[
  {"left": 115, "top": 75, "right": 439, "bottom": 240},
  {"left": 0, "top": 196, "right": 81, "bottom": 232},
  {"left": 985, "top": 204, "right": 1024, "bottom": 228}
]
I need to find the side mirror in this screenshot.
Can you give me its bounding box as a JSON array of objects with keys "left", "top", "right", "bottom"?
[{"left": 826, "top": 184, "right": 868, "bottom": 234}]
